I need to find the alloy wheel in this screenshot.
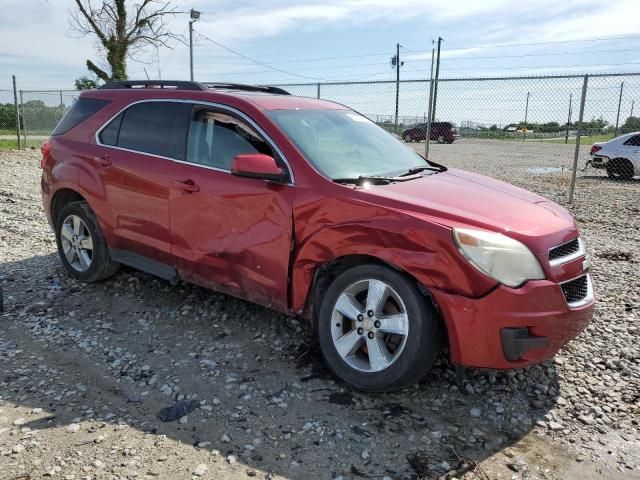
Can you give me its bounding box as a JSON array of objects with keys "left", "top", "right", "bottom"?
[
  {"left": 60, "top": 214, "right": 94, "bottom": 272},
  {"left": 330, "top": 279, "right": 409, "bottom": 372}
]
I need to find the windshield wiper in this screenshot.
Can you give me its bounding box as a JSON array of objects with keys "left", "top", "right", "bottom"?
[
  {"left": 333, "top": 176, "right": 394, "bottom": 185},
  {"left": 397, "top": 165, "right": 444, "bottom": 177}
]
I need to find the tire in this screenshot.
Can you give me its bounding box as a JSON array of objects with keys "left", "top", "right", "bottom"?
[
  {"left": 316, "top": 264, "right": 441, "bottom": 392},
  {"left": 55, "top": 201, "right": 119, "bottom": 283},
  {"left": 402, "top": 133, "right": 411, "bottom": 142},
  {"left": 437, "top": 135, "right": 445, "bottom": 144},
  {"left": 606, "top": 158, "right": 634, "bottom": 180}
]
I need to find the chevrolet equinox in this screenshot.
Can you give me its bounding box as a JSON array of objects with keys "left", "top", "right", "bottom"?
[{"left": 40, "top": 81, "right": 594, "bottom": 391}]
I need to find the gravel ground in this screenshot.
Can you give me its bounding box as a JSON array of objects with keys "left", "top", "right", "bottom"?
[{"left": 1, "top": 143, "right": 639, "bottom": 480}]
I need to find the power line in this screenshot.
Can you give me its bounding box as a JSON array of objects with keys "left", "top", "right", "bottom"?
[
  {"left": 194, "top": 29, "right": 327, "bottom": 81},
  {"left": 407, "top": 48, "right": 640, "bottom": 62},
  {"left": 431, "top": 34, "right": 640, "bottom": 51}
]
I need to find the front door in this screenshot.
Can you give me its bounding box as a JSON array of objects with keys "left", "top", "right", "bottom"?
[{"left": 169, "top": 105, "right": 295, "bottom": 310}]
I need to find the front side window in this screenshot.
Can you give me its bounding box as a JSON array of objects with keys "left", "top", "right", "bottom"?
[
  {"left": 107, "top": 102, "right": 191, "bottom": 160},
  {"left": 186, "top": 109, "right": 275, "bottom": 170},
  {"left": 269, "top": 109, "right": 429, "bottom": 179}
]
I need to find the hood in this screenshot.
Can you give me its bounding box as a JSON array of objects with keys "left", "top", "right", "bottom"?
[{"left": 360, "top": 168, "right": 577, "bottom": 251}]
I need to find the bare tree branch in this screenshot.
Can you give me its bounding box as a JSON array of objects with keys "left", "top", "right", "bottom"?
[{"left": 70, "top": 0, "right": 179, "bottom": 81}]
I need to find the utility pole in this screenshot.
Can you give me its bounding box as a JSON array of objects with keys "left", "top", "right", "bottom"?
[
  {"left": 614, "top": 81, "right": 624, "bottom": 137},
  {"left": 392, "top": 43, "right": 403, "bottom": 126},
  {"left": 523, "top": 91, "right": 530, "bottom": 142},
  {"left": 431, "top": 37, "right": 442, "bottom": 122},
  {"left": 12, "top": 75, "right": 20, "bottom": 149},
  {"left": 631, "top": 99, "right": 635, "bottom": 118},
  {"left": 564, "top": 93, "right": 572, "bottom": 144},
  {"left": 425, "top": 46, "right": 435, "bottom": 159},
  {"left": 189, "top": 9, "right": 201, "bottom": 81}
]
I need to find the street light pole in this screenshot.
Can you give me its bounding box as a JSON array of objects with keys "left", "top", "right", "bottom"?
[{"left": 189, "top": 9, "right": 201, "bottom": 81}]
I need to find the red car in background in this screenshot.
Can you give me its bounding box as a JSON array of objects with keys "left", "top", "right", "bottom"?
[
  {"left": 41, "top": 81, "right": 593, "bottom": 392},
  {"left": 401, "top": 121, "right": 460, "bottom": 143}
]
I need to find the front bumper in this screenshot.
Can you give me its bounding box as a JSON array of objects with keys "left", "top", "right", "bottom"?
[{"left": 431, "top": 276, "right": 594, "bottom": 369}]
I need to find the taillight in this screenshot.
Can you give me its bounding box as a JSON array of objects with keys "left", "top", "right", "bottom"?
[
  {"left": 40, "top": 141, "right": 51, "bottom": 169},
  {"left": 590, "top": 145, "right": 601, "bottom": 155}
]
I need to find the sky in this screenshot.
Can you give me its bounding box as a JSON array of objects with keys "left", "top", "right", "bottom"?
[{"left": 1, "top": 0, "right": 639, "bottom": 126}]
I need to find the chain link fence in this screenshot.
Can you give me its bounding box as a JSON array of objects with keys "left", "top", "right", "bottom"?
[
  {"left": 273, "top": 73, "right": 640, "bottom": 202},
  {"left": 6, "top": 73, "right": 639, "bottom": 202}
]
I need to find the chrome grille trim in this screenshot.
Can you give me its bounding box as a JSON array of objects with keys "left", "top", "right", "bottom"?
[
  {"left": 560, "top": 274, "right": 594, "bottom": 308},
  {"left": 549, "top": 237, "right": 586, "bottom": 267}
]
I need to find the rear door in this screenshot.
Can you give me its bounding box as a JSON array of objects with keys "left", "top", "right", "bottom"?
[
  {"left": 92, "top": 100, "right": 191, "bottom": 266},
  {"left": 168, "top": 104, "right": 295, "bottom": 310}
]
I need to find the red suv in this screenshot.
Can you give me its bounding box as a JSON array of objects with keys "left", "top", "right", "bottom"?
[
  {"left": 41, "top": 81, "right": 594, "bottom": 392},
  {"left": 402, "top": 121, "right": 460, "bottom": 143}
]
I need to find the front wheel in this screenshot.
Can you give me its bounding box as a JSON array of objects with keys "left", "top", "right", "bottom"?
[
  {"left": 437, "top": 135, "right": 445, "bottom": 144},
  {"left": 402, "top": 133, "right": 412, "bottom": 142},
  {"left": 317, "top": 264, "right": 441, "bottom": 392}
]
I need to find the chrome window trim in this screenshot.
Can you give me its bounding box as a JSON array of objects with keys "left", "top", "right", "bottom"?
[
  {"left": 548, "top": 237, "right": 586, "bottom": 267},
  {"left": 94, "top": 98, "right": 295, "bottom": 185},
  {"left": 559, "top": 273, "right": 594, "bottom": 309}
]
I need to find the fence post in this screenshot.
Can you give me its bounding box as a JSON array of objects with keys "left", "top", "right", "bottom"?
[
  {"left": 316, "top": 83, "right": 320, "bottom": 99},
  {"left": 568, "top": 75, "right": 589, "bottom": 204},
  {"left": 12, "top": 75, "right": 21, "bottom": 149},
  {"left": 614, "top": 81, "right": 624, "bottom": 137},
  {"left": 19, "top": 90, "right": 27, "bottom": 147}
]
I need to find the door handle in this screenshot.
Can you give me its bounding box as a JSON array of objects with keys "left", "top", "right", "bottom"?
[
  {"left": 94, "top": 155, "right": 112, "bottom": 168},
  {"left": 173, "top": 179, "right": 200, "bottom": 193}
]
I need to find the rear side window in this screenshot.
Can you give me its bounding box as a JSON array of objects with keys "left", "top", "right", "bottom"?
[
  {"left": 623, "top": 135, "right": 640, "bottom": 146},
  {"left": 52, "top": 97, "right": 111, "bottom": 135},
  {"left": 106, "top": 102, "right": 191, "bottom": 160}
]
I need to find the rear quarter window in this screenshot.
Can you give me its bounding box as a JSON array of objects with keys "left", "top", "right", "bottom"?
[
  {"left": 52, "top": 97, "right": 111, "bottom": 135},
  {"left": 623, "top": 135, "right": 640, "bottom": 146}
]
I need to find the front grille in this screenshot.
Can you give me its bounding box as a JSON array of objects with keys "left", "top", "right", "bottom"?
[
  {"left": 549, "top": 238, "right": 580, "bottom": 262},
  {"left": 561, "top": 275, "right": 589, "bottom": 305}
]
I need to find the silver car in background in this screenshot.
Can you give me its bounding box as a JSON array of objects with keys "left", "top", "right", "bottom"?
[{"left": 589, "top": 132, "right": 640, "bottom": 180}]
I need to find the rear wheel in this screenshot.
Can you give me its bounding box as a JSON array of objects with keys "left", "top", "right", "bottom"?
[
  {"left": 606, "top": 158, "right": 634, "bottom": 180},
  {"left": 402, "top": 133, "right": 412, "bottom": 142},
  {"left": 317, "top": 264, "right": 441, "bottom": 392},
  {"left": 437, "top": 135, "right": 445, "bottom": 144},
  {"left": 55, "top": 201, "right": 119, "bottom": 282}
]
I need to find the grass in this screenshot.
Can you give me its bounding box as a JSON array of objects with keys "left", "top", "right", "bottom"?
[
  {"left": 540, "top": 134, "right": 616, "bottom": 145},
  {"left": 0, "top": 139, "right": 42, "bottom": 150}
]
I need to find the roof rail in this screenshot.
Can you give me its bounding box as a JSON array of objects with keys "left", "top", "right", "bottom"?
[
  {"left": 99, "top": 80, "right": 207, "bottom": 91},
  {"left": 202, "top": 83, "right": 290, "bottom": 95},
  {"left": 98, "top": 80, "right": 291, "bottom": 95}
]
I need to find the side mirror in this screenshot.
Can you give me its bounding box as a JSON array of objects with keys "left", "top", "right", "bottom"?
[{"left": 231, "top": 154, "right": 286, "bottom": 182}]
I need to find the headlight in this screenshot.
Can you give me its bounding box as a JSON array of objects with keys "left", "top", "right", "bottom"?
[{"left": 453, "top": 228, "right": 545, "bottom": 287}]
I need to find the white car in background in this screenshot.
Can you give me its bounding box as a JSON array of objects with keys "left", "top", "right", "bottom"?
[{"left": 589, "top": 132, "right": 640, "bottom": 180}]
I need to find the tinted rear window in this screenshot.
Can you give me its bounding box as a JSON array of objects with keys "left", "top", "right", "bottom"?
[
  {"left": 116, "top": 102, "right": 191, "bottom": 160},
  {"left": 52, "top": 97, "right": 111, "bottom": 135}
]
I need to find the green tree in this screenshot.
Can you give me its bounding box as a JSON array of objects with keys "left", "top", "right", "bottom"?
[
  {"left": 71, "top": 0, "right": 178, "bottom": 81},
  {"left": 74, "top": 76, "right": 101, "bottom": 90},
  {"left": 622, "top": 116, "right": 640, "bottom": 132}
]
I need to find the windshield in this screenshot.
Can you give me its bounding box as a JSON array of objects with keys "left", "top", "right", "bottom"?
[{"left": 269, "top": 109, "right": 429, "bottom": 179}]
